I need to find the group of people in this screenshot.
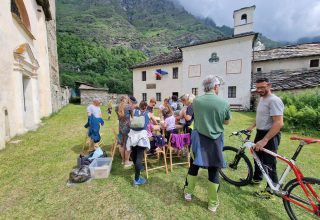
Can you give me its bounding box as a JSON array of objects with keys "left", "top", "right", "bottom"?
[
  {"left": 115, "top": 92, "right": 196, "bottom": 185},
  {"left": 86, "top": 75, "right": 284, "bottom": 213}
]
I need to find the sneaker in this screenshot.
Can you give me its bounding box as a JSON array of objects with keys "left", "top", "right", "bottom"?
[
  {"left": 133, "top": 177, "right": 146, "bottom": 185},
  {"left": 121, "top": 161, "right": 125, "bottom": 165},
  {"left": 254, "top": 189, "right": 273, "bottom": 199},
  {"left": 208, "top": 203, "right": 219, "bottom": 212},
  {"left": 184, "top": 193, "right": 192, "bottom": 202},
  {"left": 124, "top": 161, "right": 133, "bottom": 168},
  {"left": 251, "top": 179, "right": 262, "bottom": 185}
]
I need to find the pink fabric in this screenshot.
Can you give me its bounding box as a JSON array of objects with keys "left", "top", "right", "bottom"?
[
  {"left": 171, "top": 133, "right": 191, "bottom": 150},
  {"left": 147, "top": 122, "right": 154, "bottom": 138}
]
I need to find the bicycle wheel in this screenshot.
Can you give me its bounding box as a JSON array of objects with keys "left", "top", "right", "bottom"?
[
  {"left": 219, "top": 146, "right": 253, "bottom": 186},
  {"left": 283, "top": 177, "right": 320, "bottom": 220}
]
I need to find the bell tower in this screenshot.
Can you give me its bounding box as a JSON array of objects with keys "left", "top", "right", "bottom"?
[{"left": 233, "top": 5, "right": 255, "bottom": 36}]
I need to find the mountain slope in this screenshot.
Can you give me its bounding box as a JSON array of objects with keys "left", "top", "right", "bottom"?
[
  {"left": 57, "top": 0, "right": 227, "bottom": 55},
  {"left": 297, "top": 35, "right": 320, "bottom": 44}
]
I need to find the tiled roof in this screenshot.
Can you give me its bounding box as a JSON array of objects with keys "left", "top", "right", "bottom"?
[
  {"left": 131, "top": 49, "right": 182, "bottom": 69},
  {"left": 180, "top": 32, "right": 257, "bottom": 49},
  {"left": 36, "top": 0, "right": 52, "bottom": 21},
  {"left": 253, "top": 69, "right": 320, "bottom": 91},
  {"left": 254, "top": 43, "right": 320, "bottom": 62},
  {"left": 234, "top": 5, "right": 256, "bottom": 13},
  {"left": 75, "top": 81, "right": 95, "bottom": 87},
  {"left": 75, "top": 81, "right": 108, "bottom": 91},
  {"left": 79, "top": 85, "right": 108, "bottom": 91},
  {"left": 132, "top": 32, "right": 257, "bottom": 69}
]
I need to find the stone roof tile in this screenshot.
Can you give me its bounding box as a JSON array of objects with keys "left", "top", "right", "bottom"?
[
  {"left": 254, "top": 43, "right": 320, "bottom": 62},
  {"left": 131, "top": 49, "right": 182, "bottom": 69},
  {"left": 253, "top": 69, "right": 320, "bottom": 91},
  {"left": 132, "top": 33, "right": 257, "bottom": 69}
]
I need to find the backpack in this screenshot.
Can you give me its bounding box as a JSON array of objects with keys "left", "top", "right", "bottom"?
[
  {"left": 69, "top": 165, "right": 91, "bottom": 183},
  {"left": 130, "top": 109, "right": 146, "bottom": 129}
]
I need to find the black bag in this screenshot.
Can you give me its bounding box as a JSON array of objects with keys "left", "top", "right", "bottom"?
[
  {"left": 77, "top": 150, "right": 108, "bottom": 167},
  {"left": 69, "top": 165, "right": 91, "bottom": 183}
]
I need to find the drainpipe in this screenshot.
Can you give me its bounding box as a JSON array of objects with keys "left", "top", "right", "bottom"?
[{"left": 250, "top": 33, "right": 259, "bottom": 111}]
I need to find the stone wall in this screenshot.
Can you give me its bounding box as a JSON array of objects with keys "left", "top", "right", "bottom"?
[
  {"left": 61, "top": 87, "right": 71, "bottom": 107},
  {"left": 46, "top": 0, "right": 62, "bottom": 113},
  {"left": 80, "top": 89, "right": 127, "bottom": 106}
]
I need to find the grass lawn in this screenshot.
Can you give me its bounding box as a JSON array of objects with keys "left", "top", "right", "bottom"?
[{"left": 0, "top": 104, "right": 319, "bottom": 219}]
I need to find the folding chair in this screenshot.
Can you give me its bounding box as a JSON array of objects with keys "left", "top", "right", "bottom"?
[
  {"left": 83, "top": 128, "right": 105, "bottom": 153},
  {"left": 175, "top": 124, "right": 185, "bottom": 134},
  {"left": 143, "top": 136, "right": 168, "bottom": 179},
  {"left": 166, "top": 133, "right": 191, "bottom": 172},
  {"left": 110, "top": 127, "right": 118, "bottom": 158}
]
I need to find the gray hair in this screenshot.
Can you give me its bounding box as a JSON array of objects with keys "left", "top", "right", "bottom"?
[
  {"left": 180, "top": 94, "right": 195, "bottom": 103},
  {"left": 202, "top": 75, "right": 220, "bottom": 92}
]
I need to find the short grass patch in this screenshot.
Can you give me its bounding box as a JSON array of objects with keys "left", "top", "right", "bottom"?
[{"left": 0, "top": 105, "right": 319, "bottom": 219}]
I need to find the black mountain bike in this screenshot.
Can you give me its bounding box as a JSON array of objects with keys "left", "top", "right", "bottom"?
[{"left": 219, "top": 130, "right": 253, "bottom": 186}]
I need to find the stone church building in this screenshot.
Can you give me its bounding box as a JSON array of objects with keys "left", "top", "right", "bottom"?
[
  {"left": 132, "top": 6, "right": 257, "bottom": 110},
  {"left": 0, "top": 0, "right": 67, "bottom": 150}
]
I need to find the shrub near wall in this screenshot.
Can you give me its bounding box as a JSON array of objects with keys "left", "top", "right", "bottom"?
[{"left": 278, "top": 88, "right": 320, "bottom": 133}]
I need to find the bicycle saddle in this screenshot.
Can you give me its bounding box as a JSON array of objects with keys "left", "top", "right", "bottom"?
[{"left": 290, "top": 136, "right": 320, "bottom": 144}]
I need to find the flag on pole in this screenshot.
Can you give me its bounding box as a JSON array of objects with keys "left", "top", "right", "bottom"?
[
  {"left": 154, "top": 69, "right": 168, "bottom": 79},
  {"left": 156, "top": 69, "right": 168, "bottom": 75}
]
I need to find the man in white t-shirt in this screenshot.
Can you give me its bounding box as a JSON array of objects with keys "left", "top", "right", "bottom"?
[
  {"left": 247, "top": 78, "right": 284, "bottom": 199},
  {"left": 87, "top": 98, "right": 102, "bottom": 118}
]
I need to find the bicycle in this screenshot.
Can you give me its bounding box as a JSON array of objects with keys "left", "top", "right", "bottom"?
[{"left": 219, "top": 130, "right": 320, "bottom": 220}]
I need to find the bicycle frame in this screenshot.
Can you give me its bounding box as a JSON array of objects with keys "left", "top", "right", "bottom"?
[{"left": 244, "top": 141, "right": 320, "bottom": 214}]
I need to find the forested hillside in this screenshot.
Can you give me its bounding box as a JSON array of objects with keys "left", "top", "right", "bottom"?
[{"left": 57, "top": 34, "right": 146, "bottom": 93}]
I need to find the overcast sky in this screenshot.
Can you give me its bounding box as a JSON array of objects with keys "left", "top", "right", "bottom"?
[{"left": 172, "top": 0, "right": 320, "bottom": 42}]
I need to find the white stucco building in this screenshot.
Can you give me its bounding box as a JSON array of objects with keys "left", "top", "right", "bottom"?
[
  {"left": 0, "top": 0, "right": 61, "bottom": 150},
  {"left": 132, "top": 6, "right": 257, "bottom": 110},
  {"left": 132, "top": 51, "right": 183, "bottom": 104}
]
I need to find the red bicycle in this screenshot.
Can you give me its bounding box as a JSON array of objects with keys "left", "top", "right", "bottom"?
[{"left": 219, "top": 130, "right": 320, "bottom": 220}]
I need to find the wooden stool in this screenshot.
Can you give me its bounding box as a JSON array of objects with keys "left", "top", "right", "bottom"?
[
  {"left": 83, "top": 128, "right": 105, "bottom": 153},
  {"left": 110, "top": 128, "right": 118, "bottom": 158},
  {"left": 166, "top": 133, "right": 190, "bottom": 172},
  {"left": 144, "top": 146, "right": 168, "bottom": 179}
]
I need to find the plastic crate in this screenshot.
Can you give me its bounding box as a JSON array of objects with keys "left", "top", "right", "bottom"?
[{"left": 89, "top": 157, "right": 112, "bottom": 179}]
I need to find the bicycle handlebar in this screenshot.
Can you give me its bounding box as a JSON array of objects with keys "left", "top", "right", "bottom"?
[{"left": 230, "top": 129, "right": 251, "bottom": 137}]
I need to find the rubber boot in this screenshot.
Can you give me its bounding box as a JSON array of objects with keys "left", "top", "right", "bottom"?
[
  {"left": 208, "top": 181, "right": 219, "bottom": 212},
  {"left": 184, "top": 175, "right": 197, "bottom": 201},
  {"left": 184, "top": 175, "right": 197, "bottom": 194}
]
